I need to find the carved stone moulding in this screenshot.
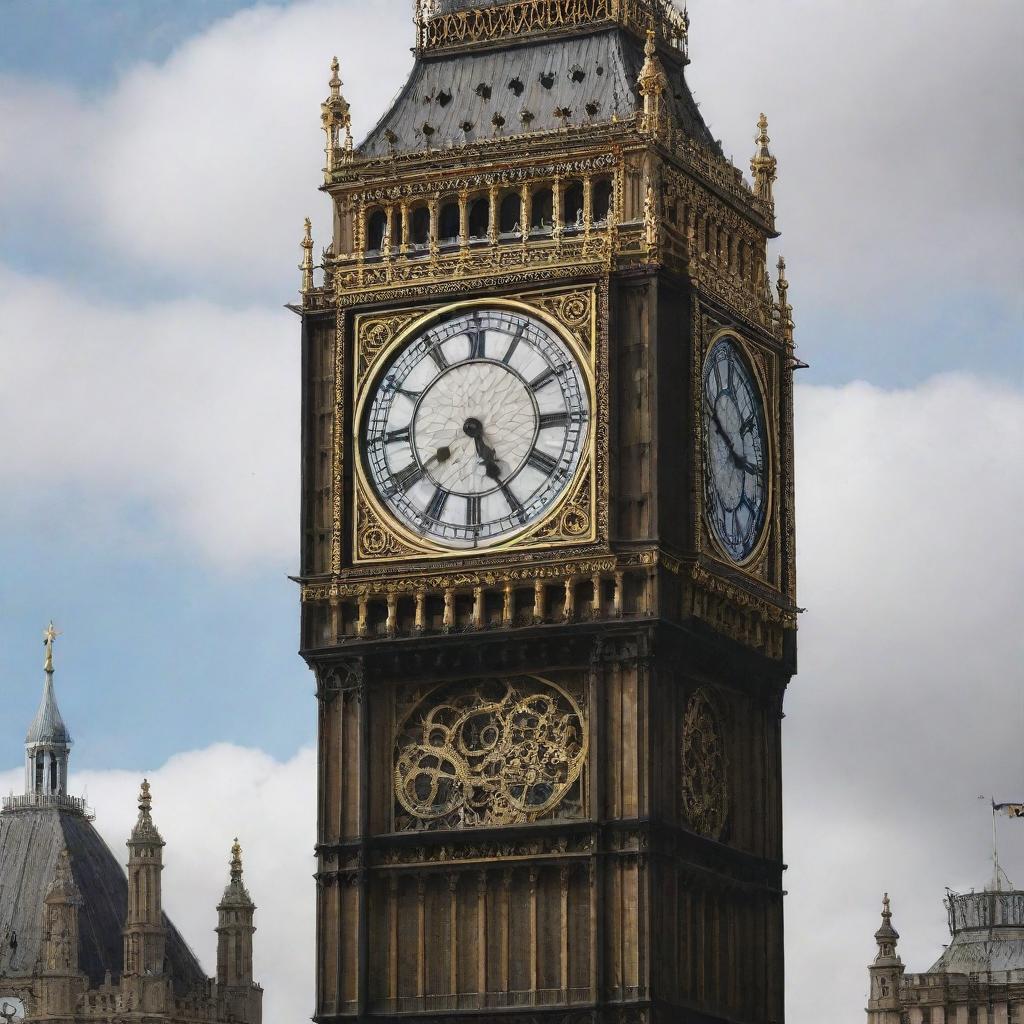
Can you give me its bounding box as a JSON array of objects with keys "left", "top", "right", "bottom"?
[{"left": 679, "top": 689, "right": 729, "bottom": 841}]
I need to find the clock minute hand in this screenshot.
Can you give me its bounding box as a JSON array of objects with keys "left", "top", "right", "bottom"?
[{"left": 710, "top": 408, "right": 743, "bottom": 463}]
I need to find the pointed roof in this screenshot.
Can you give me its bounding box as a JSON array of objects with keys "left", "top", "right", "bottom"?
[
  {"left": 218, "top": 839, "right": 256, "bottom": 912},
  {"left": 26, "top": 622, "right": 71, "bottom": 747}
]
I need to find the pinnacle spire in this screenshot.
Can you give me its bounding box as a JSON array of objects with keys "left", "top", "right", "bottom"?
[
  {"left": 300, "top": 217, "right": 315, "bottom": 293},
  {"left": 321, "top": 55, "right": 353, "bottom": 178},
  {"left": 751, "top": 112, "right": 778, "bottom": 205},
  {"left": 873, "top": 892, "right": 901, "bottom": 963},
  {"left": 130, "top": 778, "right": 164, "bottom": 846},
  {"left": 26, "top": 622, "right": 70, "bottom": 747}
]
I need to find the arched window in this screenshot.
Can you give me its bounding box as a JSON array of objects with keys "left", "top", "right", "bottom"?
[
  {"left": 366, "top": 208, "right": 388, "bottom": 253},
  {"left": 592, "top": 178, "right": 613, "bottom": 223},
  {"left": 410, "top": 206, "right": 430, "bottom": 246},
  {"left": 438, "top": 201, "right": 460, "bottom": 243},
  {"left": 468, "top": 196, "right": 489, "bottom": 239},
  {"left": 499, "top": 192, "right": 521, "bottom": 234},
  {"left": 531, "top": 187, "right": 553, "bottom": 232},
  {"left": 563, "top": 181, "right": 584, "bottom": 228}
]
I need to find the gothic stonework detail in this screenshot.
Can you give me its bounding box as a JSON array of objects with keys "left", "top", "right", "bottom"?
[{"left": 394, "top": 676, "right": 587, "bottom": 831}]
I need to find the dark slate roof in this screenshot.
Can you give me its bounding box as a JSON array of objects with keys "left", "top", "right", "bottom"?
[
  {"left": 0, "top": 808, "right": 207, "bottom": 994},
  {"left": 359, "top": 27, "right": 715, "bottom": 158},
  {"left": 25, "top": 675, "right": 70, "bottom": 747}
]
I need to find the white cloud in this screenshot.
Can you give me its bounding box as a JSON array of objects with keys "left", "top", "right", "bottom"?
[
  {"left": 0, "top": 0, "right": 413, "bottom": 299},
  {"left": 786, "top": 374, "right": 1024, "bottom": 1022},
  {"left": 1, "top": 746, "right": 316, "bottom": 1024},
  {"left": 0, "top": 268, "right": 297, "bottom": 569},
  {"left": 688, "top": 0, "right": 1024, "bottom": 313}
]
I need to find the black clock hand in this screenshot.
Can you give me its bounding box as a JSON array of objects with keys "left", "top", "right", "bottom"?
[
  {"left": 463, "top": 417, "right": 501, "bottom": 478},
  {"left": 710, "top": 408, "right": 744, "bottom": 464}
]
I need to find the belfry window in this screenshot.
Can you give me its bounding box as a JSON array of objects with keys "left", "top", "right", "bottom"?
[
  {"left": 366, "top": 209, "right": 387, "bottom": 253},
  {"left": 438, "top": 201, "right": 460, "bottom": 244},
  {"left": 499, "top": 192, "right": 521, "bottom": 235},
  {"left": 410, "top": 206, "right": 430, "bottom": 247},
  {"left": 468, "top": 197, "right": 489, "bottom": 239},
  {"left": 563, "top": 181, "right": 584, "bottom": 228},
  {"left": 35, "top": 752, "right": 44, "bottom": 793},
  {"left": 592, "top": 178, "right": 613, "bottom": 223},
  {"left": 49, "top": 756, "right": 58, "bottom": 793},
  {"left": 530, "top": 187, "right": 553, "bottom": 233}
]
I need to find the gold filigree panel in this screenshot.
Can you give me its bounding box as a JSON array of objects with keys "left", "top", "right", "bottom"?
[
  {"left": 680, "top": 689, "right": 729, "bottom": 840},
  {"left": 394, "top": 677, "right": 587, "bottom": 832}
]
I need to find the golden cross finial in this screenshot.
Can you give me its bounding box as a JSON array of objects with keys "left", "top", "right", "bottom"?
[
  {"left": 43, "top": 621, "right": 61, "bottom": 673},
  {"left": 231, "top": 837, "right": 243, "bottom": 880}
]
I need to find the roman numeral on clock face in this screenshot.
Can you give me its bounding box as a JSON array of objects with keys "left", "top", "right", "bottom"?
[
  {"left": 385, "top": 426, "right": 411, "bottom": 444},
  {"left": 538, "top": 411, "right": 569, "bottom": 430},
  {"left": 467, "top": 324, "right": 486, "bottom": 360},
  {"left": 501, "top": 483, "right": 526, "bottom": 522},
  {"left": 426, "top": 336, "right": 449, "bottom": 371},
  {"left": 386, "top": 462, "right": 424, "bottom": 496},
  {"left": 527, "top": 448, "right": 559, "bottom": 475},
  {"left": 502, "top": 325, "right": 526, "bottom": 365},
  {"left": 466, "top": 495, "right": 482, "bottom": 529},
  {"left": 425, "top": 486, "right": 449, "bottom": 522},
  {"left": 529, "top": 367, "right": 559, "bottom": 392}
]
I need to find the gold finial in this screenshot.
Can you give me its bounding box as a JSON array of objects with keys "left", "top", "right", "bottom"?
[
  {"left": 882, "top": 893, "right": 891, "bottom": 919},
  {"left": 43, "top": 621, "right": 60, "bottom": 674},
  {"left": 300, "top": 218, "right": 315, "bottom": 294},
  {"left": 231, "top": 838, "right": 243, "bottom": 882},
  {"left": 328, "top": 56, "right": 342, "bottom": 100},
  {"left": 138, "top": 778, "right": 152, "bottom": 820},
  {"left": 751, "top": 113, "right": 778, "bottom": 205}
]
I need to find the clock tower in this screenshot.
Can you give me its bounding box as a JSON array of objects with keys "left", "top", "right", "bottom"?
[{"left": 297, "top": 3, "right": 799, "bottom": 1023}]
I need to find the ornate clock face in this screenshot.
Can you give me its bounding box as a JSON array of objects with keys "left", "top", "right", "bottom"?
[
  {"left": 702, "top": 336, "right": 769, "bottom": 562},
  {"left": 363, "top": 307, "right": 590, "bottom": 549}
]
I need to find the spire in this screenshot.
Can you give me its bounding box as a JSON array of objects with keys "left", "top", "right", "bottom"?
[
  {"left": 321, "top": 56, "right": 353, "bottom": 179},
  {"left": 300, "top": 218, "right": 315, "bottom": 294},
  {"left": 873, "top": 893, "right": 901, "bottom": 963},
  {"left": 40, "top": 850, "right": 83, "bottom": 977},
  {"left": 27, "top": 623, "right": 70, "bottom": 747},
  {"left": 130, "top": 778, "right": 163, "bottom": 845},
  {"left": 217, "top": 837, "right": 257, "bottom": 992},
  {"left": 751, "top": 113, "right": 778, "bottom": 205}
]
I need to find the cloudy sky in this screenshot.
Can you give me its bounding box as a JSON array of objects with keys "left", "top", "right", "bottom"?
[{"left": 1, "top": 1, "right": 1021, "bottom": 1020}]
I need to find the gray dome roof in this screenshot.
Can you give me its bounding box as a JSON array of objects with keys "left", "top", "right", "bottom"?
[
  {"left": 25, "top": 674, "right": 71, "bottom": 747},
  {"left": 929, "top": 889, "right": 1024, "bottom": 975}
]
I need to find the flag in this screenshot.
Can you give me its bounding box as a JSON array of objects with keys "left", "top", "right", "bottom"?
[{"left": 993, "top": 801, "right": 1024, "bottom": 818}]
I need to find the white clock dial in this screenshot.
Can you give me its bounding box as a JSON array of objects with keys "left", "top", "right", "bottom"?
[
  {"left": 702, "top": 336, "right": 770, "bottom": 562},
  {"left": 363, "top": 308, "right": 590, "bottom": 549}
]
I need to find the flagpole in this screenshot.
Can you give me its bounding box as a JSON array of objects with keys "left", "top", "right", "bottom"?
[{"left": 993, "top": 799, "right": 1000, "bottom": 890}]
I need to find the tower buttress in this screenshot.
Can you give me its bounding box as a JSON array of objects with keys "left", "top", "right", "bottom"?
[
  {"left": 867, "top": 894, "right": 905, "bottom": 1022},
  {"left": 122, "top": 779, "right": 167, "bottom": 979},
  {"left": 24, "top": 622, "right": 72, "bottom": 801}
]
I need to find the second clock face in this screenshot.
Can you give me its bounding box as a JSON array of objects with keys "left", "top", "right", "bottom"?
[
  {"left": 702, "top": 336, "right": 770, "bottom": 562},
  {"left": 363, "top": 307, "right": 590, "bottom": 549}
]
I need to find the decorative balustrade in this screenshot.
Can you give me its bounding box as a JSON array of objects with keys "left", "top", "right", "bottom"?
[
  {"left": 304, "top": 563, "right": 655, "bottom": 649},
  {"left": 2, "top": 791, "right": 93, "bottom": 819}
]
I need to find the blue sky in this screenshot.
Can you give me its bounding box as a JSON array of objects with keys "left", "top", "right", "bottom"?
[{"left": 1, "top": 2, "right": 1022, "bottom": 1020}]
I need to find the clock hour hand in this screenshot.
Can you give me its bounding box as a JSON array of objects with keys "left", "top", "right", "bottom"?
[
  {"left": 463, "top": 417, "right": 501, "bottom": 478},
  {"left": 710, "top": 408, "right": 747, "bottom": 468}
]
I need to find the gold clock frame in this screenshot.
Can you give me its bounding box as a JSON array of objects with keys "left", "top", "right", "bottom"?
[
  {"left": 700, "top": 327, "right": 777, "bottom": 573},
  {"left": 352, "top": 287, "right": 600, "bottom": 565}
]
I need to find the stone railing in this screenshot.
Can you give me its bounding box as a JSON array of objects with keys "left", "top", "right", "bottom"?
[
  {"left": 2, "top": 792, "right": 93, "bottom": 819},
  {"left": 303, "top": 561, "right": 656, "bottom": 648}
]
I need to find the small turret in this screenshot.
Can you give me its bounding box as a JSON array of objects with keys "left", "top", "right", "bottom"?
[
  {"left": 34, "top": 849, "right": 87, "bottom": 1019},
  {"left": 751, "top": 113, "right": 778, "bottom": 206},
  {"left": 25, "top": 623, "right": 72, "bottom": 801},
  {"left": 122, "top": 780, "right": 167, "bottom": 981},
  {"left": 321, "top": 56, "right": 353, "bottom": 180},
  {"left": 867, "top": 894, "right": 905, "bottom": 1022},
  {"left": 300, "top": 217, "right": 315, "bottom": 294},
  {"left": 216, "top": 839, "right": 262, "bottom": 1023},
  {"left": 637, "top": 29, "right": 668, "bottom": 137}
]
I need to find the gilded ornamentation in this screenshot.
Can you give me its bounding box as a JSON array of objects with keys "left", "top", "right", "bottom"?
[
  {"left": 355, "top": 488, "right": 420, "bottom": 561},
  {"left": 680, "top": 689, "right": 729, "bottom": 840},
  {"left": 355, "top": 310, "right": 427, "bottom": 387},
  {"left": 394, "top": 677, "right": 587, "bottom": 831}
]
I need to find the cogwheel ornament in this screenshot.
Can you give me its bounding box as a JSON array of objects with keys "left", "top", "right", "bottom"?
[
  {"left": 680, "top": 689, "right": 729, "bottom": 840},
  {"left": 394, "top": 677, "right": 587, "bottom": 831}
]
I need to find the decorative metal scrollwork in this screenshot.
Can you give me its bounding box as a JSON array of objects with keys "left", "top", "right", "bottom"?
[
  {"left": 680, "top": 689, "right": 729, "bottom": 840},
  {"left": 394, "top": 677, "right": 586, "bottom": 831}
]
